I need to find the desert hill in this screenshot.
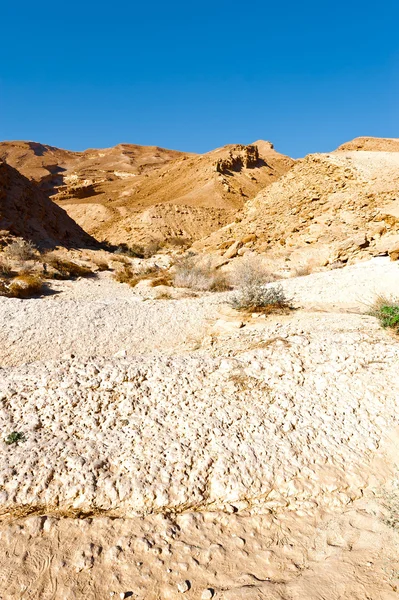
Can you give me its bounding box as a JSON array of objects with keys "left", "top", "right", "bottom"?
[
  {"left": 0, "top": 140, "right": 188, "bottom": 191},
  {"left": 194, "top": 140, "right": 399, "bottom": 267},
  {"left": 0, "top": 160, "right": 96, "bottom": 247},
  {"left": 0, "top": 140, "right": 294, "bottom": 247},
  {"left": 336, "top": 136, "right": 399, "bottom": 152},
  {"left": 55, "top": 140, "right": 294, "bottom": 246}
]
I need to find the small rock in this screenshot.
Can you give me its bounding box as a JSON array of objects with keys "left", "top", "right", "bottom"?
[
  {"left": 223, "top": 240, "right": 243, "bottom": 259},
  {"left": 201, "top": 590, "right": 214, "bottom": 600},
  {"left": 177, "top": 580, "right": 190, "bottom": 593}
]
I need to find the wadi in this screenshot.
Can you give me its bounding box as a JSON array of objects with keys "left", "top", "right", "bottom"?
[{"left": 0, "top": 136, "right": 398, "bottom": 599}]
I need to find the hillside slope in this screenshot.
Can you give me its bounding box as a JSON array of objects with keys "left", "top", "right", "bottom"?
[
  {"left": 0, "top": 160, "right": 96, "bottom": 247},
  {"left": 55, "top": 141, "right": 294, "bottom": 245},
  {"left": 0, "top": 140, "right": 294, "bottom": 246},
  {"left": 195, "top": 140, "right": 399, "bottom": 266}
]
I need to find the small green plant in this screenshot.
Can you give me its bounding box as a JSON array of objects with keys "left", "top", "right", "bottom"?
[
  {"left": 369, "top": 296, "right": 399, "bottom": 334},
  {"left": 5, "top": 431, "right": 26, "bottom": 445}
]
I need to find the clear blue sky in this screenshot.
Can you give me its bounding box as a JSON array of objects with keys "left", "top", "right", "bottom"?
[{"left": 1, "top": 0, "right": 398, "bottom": 157}]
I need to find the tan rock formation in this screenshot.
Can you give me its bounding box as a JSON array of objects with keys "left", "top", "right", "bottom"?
[
  {"left": 0, "top": 140, "right": 294, "bottom": 246},
  {"left": 195, "top": 141, "right": 399, "bottom": 266}
]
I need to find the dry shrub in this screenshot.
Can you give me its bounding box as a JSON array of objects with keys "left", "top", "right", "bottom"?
[
  {"left": 143, "top": 240, "right": 163, "bottom": 258},
  {"left": 111, "top": 255, "right": 131, "bottom": 266},
  {"left": 230, "top": 283, "right": 292, "bottom": 314},
  {"left": 293, "top": 257, "right": 322, "bottom": 277},
  {"left": 173, "top": 255, "right": 230, "bottom": 292},
  {"left": 114, "top": 243, "right": 145, "bottom": 259},
  {"left": 113, "top": 264, "right": 172, "bottom": 287},
  {"left": 230, "top": 255, "right": 275, "bottom": 289},
  {"left": 3, "top": 273, "right": 44, "bottom": 298},
  {"left": 113, "top": 264, "right": 136, "bottom": 284},
  {"left": 5, "top": 240, "right": 37, "bottom": 261},
  {"left": 45, "top": 256, "right": 93, "bottom": 279},
  {"left": 92, "top": 257, "right": 109, "bottom": 271},
  {"left": 0, "top": 256, "right": 13, "bottom": 277},
  {"left": 164, "top": 236, "right": 191, "bottom": 249}
]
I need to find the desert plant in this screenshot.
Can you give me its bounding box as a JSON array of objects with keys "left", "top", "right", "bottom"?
[
  {"left": 4, "top": 431, "right": 26, "bottom": 445},
  {"left": 113, "top": 263, "right": 171, "bottom": 287},
  {"left": 5, "top": 239, "right": 37, "bottom": 261},
  {"left": 0, "top": 256, "right": 13, "bottom": 277},
  {"left": 113, "top": 264, "right": 136, "bottom": 284},
  {"left": 230, "top": 283, "right": 292, "bottom": 313},
  {"left": 45, "top": 256, "right": 93, "bottom": 279},
  {"left": 369, "top": 295, "right": 399, "bottom": 333},
  {"left": 143, "top": 240, "right": 164, "bottom": 258},
  {"left": 165, "top": 236, "right": 192, "bottom": 249},
  {"left": 173, "top": 255, "right": 229, "bottom": 291},
  {"left": 114, "top": 243, "right": 145, "bottom": 259},
  {"left": 7, "top": 273, "right": 45, "bottom": 298},
  {"left": 230, "top": 255, "right": 274, "bottom": 289},
  {"left": 91, "top": 257, "right": 109, "bottom": 271}
]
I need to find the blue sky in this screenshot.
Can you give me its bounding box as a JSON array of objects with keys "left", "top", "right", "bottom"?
[{"left": 1, "top": 0, "right": 398, "bottom": 157}]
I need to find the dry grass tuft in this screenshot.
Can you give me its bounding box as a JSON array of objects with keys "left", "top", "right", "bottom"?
[
  {"left": 114, "top": 264, "right": 172, "bottom": 288},
  {"left": 92, "top": 258, "right": 109, "bottom": 271},
  {"left": 44, "top": 255, "right": 93, "bottom": 279},
  {"left": 0, "top": 273, "right": 45, "bottom": 298},
  {"left": 173, "top": 255, "right": 230, "bottom": 291},
  {"left": 5, "top": 240, "right": 37, "bottom": 261},
  {"left": 0, "top": 256, "right": 13, "bottom": 277}
]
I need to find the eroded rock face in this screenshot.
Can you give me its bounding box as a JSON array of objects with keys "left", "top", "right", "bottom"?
[
  {"left": 215, "top": 145, "right": 260, "bottom": 173},
  {"left": 0, "top": 161, "right": 96, "bottom": 247}
]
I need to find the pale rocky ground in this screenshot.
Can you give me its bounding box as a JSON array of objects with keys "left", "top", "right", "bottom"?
[{"left": 0, "top": 258, "right": 399, "bottom": 598}]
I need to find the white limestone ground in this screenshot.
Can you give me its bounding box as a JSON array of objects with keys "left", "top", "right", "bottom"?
[
  {"left": 0, "top": 315, "right": 399, "bottom": 518},
  {"left": 276, "top": 256, "right": 399, "bottom": 309},
  {"left": 0, "top": 257, "right": 399, "bottom": 599}
]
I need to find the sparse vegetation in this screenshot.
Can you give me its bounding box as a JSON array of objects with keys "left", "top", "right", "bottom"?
[
  {"left": 230, "top": 283, "right": 292, "bottom": 313},
  {"left": 5, "top": 239, "right": 37, "bottom": 261},
  {"left": 173, "top": 255, "right": 230, "bottom": 291},
  {"left": 44, "top": 255, "right": 93, "bottom": 279},
  {"left": 0, "top": 272, "right": 45, "bottom": 298},
  {"left": 230, "top": 255, "right": 275, "bottom": 288},
  {"left": 4, "top": 431, "right": 26, "bottom": 445},
  {"left": 369, "top": 295, "right": 399, "bottom": 334},
  {"left": 114, "top": 243, "right": 145, "bottom": 259},
  {"left": 113, "top": 264, "right": 136, "bottom": 284},
  {"left": 7, "top": 273, "right": 45, "bottom": 298},
  {"left": 114, "top": 263, "right": 172, "bottom": 287},
  {"left": 0, "top": 256, "right": 13, "bottom": 277},
  {"left": 91, "top": 257, "right": 109, "bottom": 271}
]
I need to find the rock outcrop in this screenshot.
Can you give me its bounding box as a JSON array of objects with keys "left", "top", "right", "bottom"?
[{"left": 195, "top": 142, "right": 399, "bottom": 266}]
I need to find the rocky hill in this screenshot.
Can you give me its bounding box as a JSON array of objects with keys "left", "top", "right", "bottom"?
[
  {"left": 0, "top": 140, "right": 294, "bottom": 246},
  {"left": 0, "top": 160, "right": 96, "bottom": 247},
  {"left": 336, "top": 136, "right": 399, "bottom": 152},
  {"left": 195, "top": 140, "right": 399, "bottom": 267}
]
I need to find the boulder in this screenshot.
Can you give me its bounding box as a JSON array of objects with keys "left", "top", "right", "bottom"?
[{"left": 224, "top": 240, "right": 243, "bottom": 259}]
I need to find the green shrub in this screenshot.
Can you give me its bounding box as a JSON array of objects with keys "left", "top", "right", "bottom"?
[{"left": 370, "top": 296, "right": 399, "bottom": 333}]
